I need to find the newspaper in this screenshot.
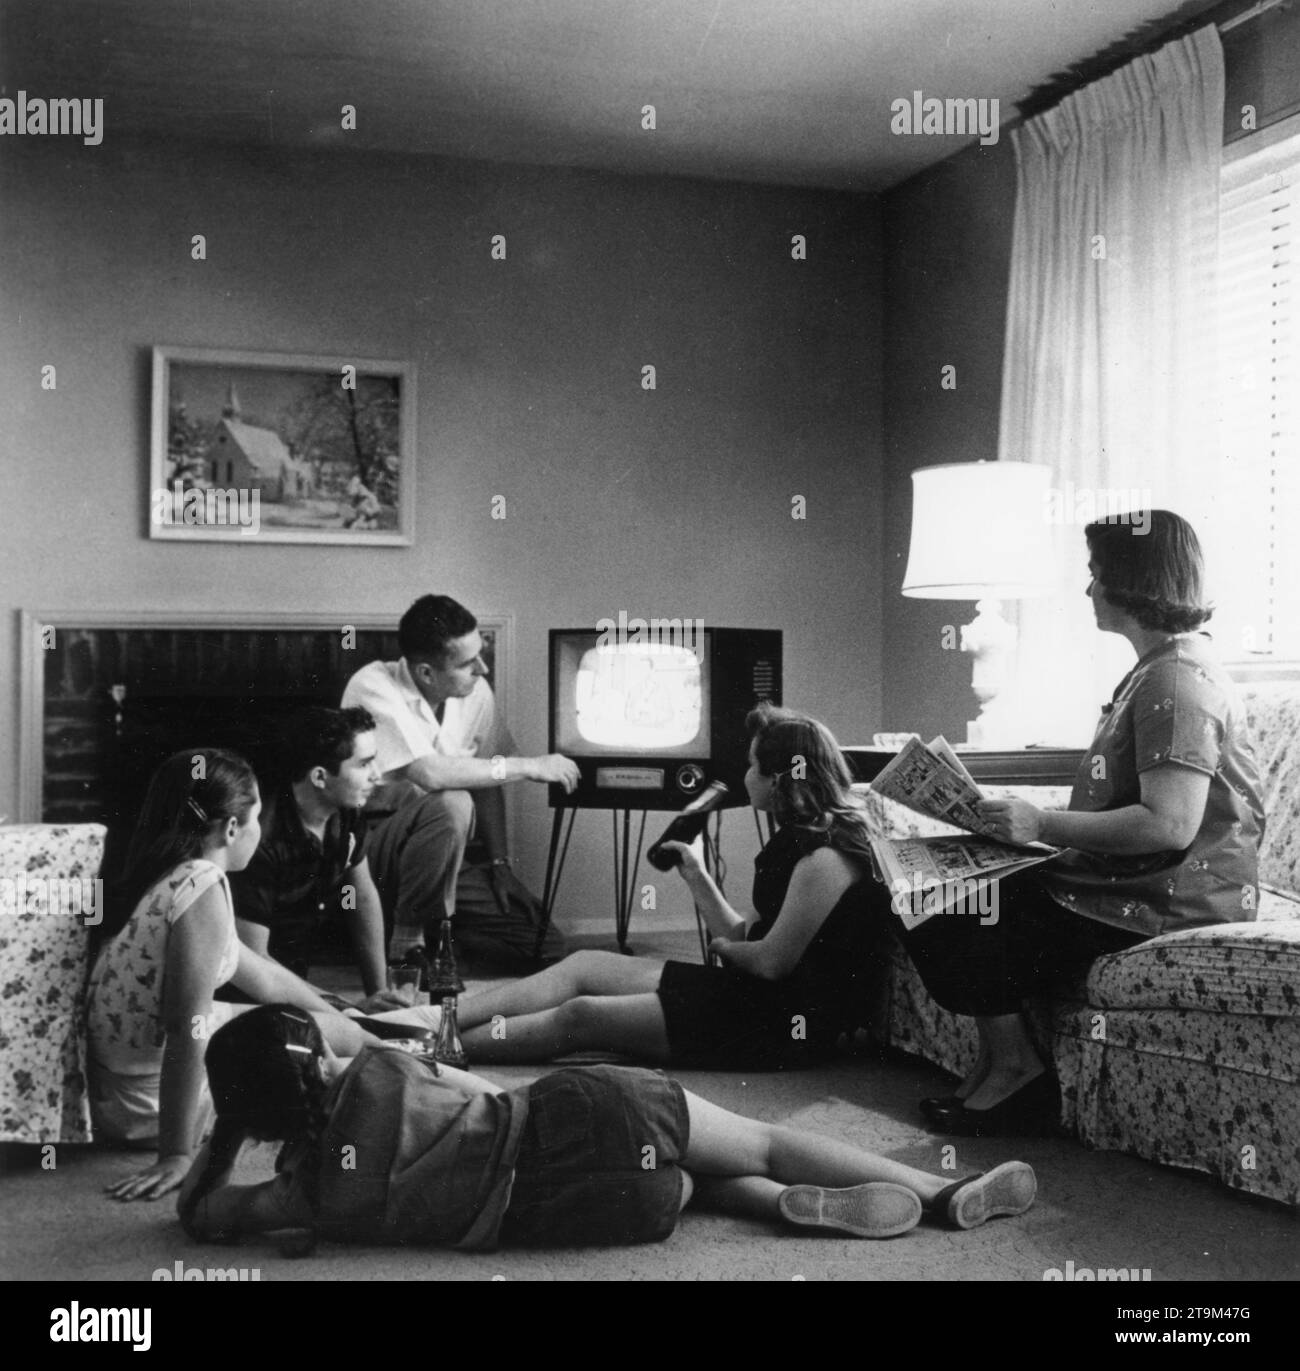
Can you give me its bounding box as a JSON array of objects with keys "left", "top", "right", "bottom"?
[
  {"left": 871, "top": 736, "right": 999, "bottom": 837},
  {"left": 868, "top": 736, "right": 1061, "bottom": 928}
]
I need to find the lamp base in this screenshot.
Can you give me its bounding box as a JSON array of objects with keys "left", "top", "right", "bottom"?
[
  {"left": 961, "top": 600, "right": 1025, "bottom": 749},
  {"left": 966, "top": 713, "right": 1023, "bottom": 750}
]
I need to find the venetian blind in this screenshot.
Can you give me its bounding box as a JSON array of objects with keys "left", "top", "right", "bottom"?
[{"left": 1214, "top": 117, "right": 1300, "bottom": 660}]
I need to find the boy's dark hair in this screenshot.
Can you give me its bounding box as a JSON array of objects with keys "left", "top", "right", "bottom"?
[
  {"left": 282, "top": 707, "right": 376, "bottom": 782},
  {"left": 399, "top": 595, "right": 477, "bottom": 665},
  {"left": 1085, "top": 510, "right": 1212, "bottom": 634}
]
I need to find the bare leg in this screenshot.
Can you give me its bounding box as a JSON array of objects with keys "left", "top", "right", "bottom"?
[
  {"left": 955, "top": 1023, "right": 993, "bottom": 1099},
  {"left": 678, "top": 1093, "right": 1036, "bottom": 1233},
  {"left": 690, "top": 1175, "right": 784, "bottom": 1221},
  {"left": 680, "top": 1091, "right": 949, "bottom": 1204},
  {"left": 312, "top": 1009, "right": 376, "bottom": 1057},
  {"left": 960, "top": 1013, "right": 1046, "bottom": 1111},
  {"left": 461, "top": 992, "right": 671, "bottom": 1064},
  {"left": 458, "top": 950, "right": 664, "bottom": 1030}
]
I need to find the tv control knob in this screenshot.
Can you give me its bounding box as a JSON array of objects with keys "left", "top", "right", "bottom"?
[{"left": 676, "top": 764, "right": 705, "bottom": 795}]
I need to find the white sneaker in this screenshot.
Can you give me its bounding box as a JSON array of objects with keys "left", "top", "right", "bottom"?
[
  {"left": 936, "top": 1161, "right": 1037, "bottom": 1229},
  {"left": 778, "top": 1182, "right": 922, "bottom": 1238}
]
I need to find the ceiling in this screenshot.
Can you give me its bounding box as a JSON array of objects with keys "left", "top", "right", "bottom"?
[{"left": 0, "top": 0, "right": 1222, "bottom": 191}]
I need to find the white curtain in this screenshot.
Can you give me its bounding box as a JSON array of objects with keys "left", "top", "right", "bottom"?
[{"left": 998, "top": 24, "right": 1224, "bottom": 744}]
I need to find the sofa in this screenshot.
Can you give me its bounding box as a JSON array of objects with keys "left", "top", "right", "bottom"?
[
  {"left": 0, "top": 823, "right": 107, "bottom": 1145},
  {"left": 865, "top": 680, "right": 1300, "bottom": 1208}
]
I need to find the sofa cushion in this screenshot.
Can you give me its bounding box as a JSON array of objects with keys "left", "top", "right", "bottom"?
[{"left": 1085, "top": 920, "right": 1300, "bottom": 1017}]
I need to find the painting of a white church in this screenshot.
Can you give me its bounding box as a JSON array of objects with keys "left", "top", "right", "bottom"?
[
  {"left": 209, "top": 385, "right": 315, "bottom": 501},
  {"left": 155, "top": 348, "right": 410, "bottom": 544}
]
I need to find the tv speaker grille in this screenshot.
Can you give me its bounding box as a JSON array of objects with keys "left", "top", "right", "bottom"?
[{"left": 751, "top": 659, "right": 777, "bottom": 701}]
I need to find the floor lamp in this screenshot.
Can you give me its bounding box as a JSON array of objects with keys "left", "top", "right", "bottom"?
[{"left": 901, "top": 461, "right": 1056, "bottom": 749}]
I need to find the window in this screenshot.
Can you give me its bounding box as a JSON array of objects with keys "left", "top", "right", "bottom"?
[{"left": 1214, "top": 117, "right": 1300, "bottom": 664}]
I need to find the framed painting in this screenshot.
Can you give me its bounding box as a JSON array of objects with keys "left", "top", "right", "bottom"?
[{"left": 149, "top": 345, "right": 415, "bottom": 545}]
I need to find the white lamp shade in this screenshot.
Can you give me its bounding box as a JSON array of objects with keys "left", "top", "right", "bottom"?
[{"left": 902, "top": 461, "right": 1057, "bottom": 600}]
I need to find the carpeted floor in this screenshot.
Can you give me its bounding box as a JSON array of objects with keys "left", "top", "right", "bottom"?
[{"left": 3, "top": 917, "right": 1296, "bottom": 1284}]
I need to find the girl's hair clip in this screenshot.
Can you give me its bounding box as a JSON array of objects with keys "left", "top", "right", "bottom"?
[{"left": 187, "top": 797, "right": 210, "bottom": 824}]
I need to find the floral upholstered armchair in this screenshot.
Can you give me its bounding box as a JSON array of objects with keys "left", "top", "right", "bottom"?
[{"left": 0, "top": 824, "right": 106, "bottom": 1145}]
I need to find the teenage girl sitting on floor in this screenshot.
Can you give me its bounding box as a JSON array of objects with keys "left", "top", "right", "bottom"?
[
  {"left": 179, "top": 1004, "right": 1037, "bottom": 1250},
  {"left": 87, "top": 749, "right": 382, "bottom": 1203},
  {"left": 454, "top": 704, "right": 888, "bottom": 1070}
]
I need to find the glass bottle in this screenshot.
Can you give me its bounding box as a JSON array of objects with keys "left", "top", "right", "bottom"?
[{"left": 428, "top": 918, "right": 467, "bottom": 1068}]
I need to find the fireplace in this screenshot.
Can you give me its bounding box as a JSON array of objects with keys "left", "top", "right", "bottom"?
[{"left": 19, "top": 611, "right": 510, "bottom": 883}]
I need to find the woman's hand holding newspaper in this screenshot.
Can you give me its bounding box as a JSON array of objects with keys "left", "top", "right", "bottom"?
[{"left": 976, "top": 798, "right": 1043, "bottom": 845}]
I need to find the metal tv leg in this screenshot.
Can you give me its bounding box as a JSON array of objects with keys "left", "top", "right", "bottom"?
[
  {"left": 612, "top": 808, "right": 648, "bottom": 954},
  {"left": 532, "top": 807, "right": 577, "bottom": 963}
]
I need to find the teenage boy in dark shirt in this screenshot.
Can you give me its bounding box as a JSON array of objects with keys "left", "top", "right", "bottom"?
[{"left": 228, "top": 707, "right": 388, "bottom": 999}]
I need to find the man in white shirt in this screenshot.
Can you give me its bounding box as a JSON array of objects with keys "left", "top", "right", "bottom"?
[{"left": 342, "top": 594, "right": 579, "bottom": 968}]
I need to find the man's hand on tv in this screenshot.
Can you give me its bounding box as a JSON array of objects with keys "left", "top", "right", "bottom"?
[{"left": 529, "top": 754, "right": 580, "bottom": 792}]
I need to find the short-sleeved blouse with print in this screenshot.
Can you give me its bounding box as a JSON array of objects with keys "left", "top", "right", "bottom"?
[
  {"left": 86, "top": 860, "right": 242, "bottom": 1075},
  {"left": 1040, "top": 634, "right": 1264, "bottom": 937}
]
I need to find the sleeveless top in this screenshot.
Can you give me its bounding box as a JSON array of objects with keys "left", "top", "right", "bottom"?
[
  {"left": 747, "top": 823, "right": 877, "bottom": 1039},
  {"left": 87, "top": 860, "right": 242, "bottom": 1075}
]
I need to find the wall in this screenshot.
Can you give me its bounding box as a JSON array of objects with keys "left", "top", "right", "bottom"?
[
  {"left": 880, "top": 0, "right": 1300, "bottom": 742},
  {"left": 880, "top": 139, "right": 1017, "bottom": 741},
  {"left": 0, "top": 136, "right": 883, "bottom": 925}
]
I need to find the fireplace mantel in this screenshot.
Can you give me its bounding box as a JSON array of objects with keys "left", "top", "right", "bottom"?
[{"left": 17, "top": 609, "right": 513, "bottom": 824}]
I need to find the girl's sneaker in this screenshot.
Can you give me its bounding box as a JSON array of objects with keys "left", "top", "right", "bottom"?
[{"left": 777, "top": 1182, "right": 922, "bottom": 1238}]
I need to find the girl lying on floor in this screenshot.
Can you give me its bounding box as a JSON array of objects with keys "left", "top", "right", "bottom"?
[
  {"left": 87, "top": 749, "right": 384, "bottom": 1203},
  {"left": 454, "top": 704, "right": 887, "bottom": 1070},
  {"left": 178, "top": 1004, "right": 1037, "bottom": 1250}
]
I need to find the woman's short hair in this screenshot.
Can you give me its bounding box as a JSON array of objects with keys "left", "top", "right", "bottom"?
[{"left": 1085, "top": 510, "right": 1212, "bottom": 634}]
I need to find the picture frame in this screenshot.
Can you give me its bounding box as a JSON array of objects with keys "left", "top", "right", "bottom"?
[{"left": 149, "top": 345, "right": 416, "bottom": 545}]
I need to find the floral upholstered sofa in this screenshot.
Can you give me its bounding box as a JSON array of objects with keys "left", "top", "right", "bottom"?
[
  {"left": 0, "top": 824, "right": 106, "bottom": 1145},
  {"left": 866, "top": 681, "right": 1300, "bottom": 1209}
]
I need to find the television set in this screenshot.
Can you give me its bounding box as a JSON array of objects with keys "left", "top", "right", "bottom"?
[{"left": 548, "top": 626, "right": 782, "bottom": 809}]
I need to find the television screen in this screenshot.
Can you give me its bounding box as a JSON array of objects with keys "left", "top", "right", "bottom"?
[{"left": 553, "top": 632, "right": 711, "bottom": 758}]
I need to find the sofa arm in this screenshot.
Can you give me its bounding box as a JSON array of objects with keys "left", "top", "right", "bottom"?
[
  {"left": 1085, "top": 920, "right": 1300, "bottom": 1018},
  {"left": 0, "top": 823, "right": 107, "bottom": 1144}
]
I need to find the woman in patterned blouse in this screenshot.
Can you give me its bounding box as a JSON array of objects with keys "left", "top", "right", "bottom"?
[{"left": 894, "top": 511, "right": 1264, "bottom": 1136}]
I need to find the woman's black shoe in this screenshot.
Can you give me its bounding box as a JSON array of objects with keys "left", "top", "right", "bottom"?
[{"left": 923, "top": 1073, "right": 1058, "bottom": 1137}]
